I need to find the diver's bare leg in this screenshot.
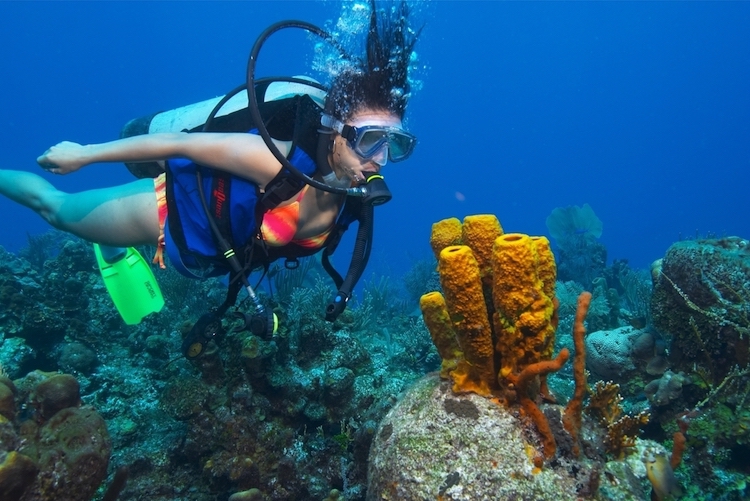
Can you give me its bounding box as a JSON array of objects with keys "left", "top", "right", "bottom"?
[{"left": 0, "top": 170, "right": 159, "bottom": 246}]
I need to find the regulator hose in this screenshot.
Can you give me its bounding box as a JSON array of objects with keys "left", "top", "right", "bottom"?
[{"left": 245, "top": 20, "right": 357, "bottom": 196}]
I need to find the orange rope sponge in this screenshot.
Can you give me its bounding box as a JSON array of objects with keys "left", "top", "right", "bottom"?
[
  {"left": 508, "top": 349, "right": 570, "bottom": 459},
  {"left": 670, "top": 431, "right": 686, "bottom": 469},
  {"left": 563, "top": 291, "right": 592, "bottom": 457}
]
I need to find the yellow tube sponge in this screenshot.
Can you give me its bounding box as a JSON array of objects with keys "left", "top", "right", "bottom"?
[
  {"left": 492, "top": 233, "right": 556, "bottom": 380},
  {"left": 419, "top": 292, "right": 463, "bottom": 378},
  {"left": 430, "top": 218, "right": 463, "bottom": 260},
  {"left": 492, "top": 234, "right": 539, "bottom": 317},
  {"left": 462, "top": 215, "right": 503, "bottom": 281},
  {"left": 439, "top": 245, "right": 496, "bottom": 395}
]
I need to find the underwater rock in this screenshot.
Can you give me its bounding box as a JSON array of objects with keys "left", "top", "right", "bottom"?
[
  {"left": 631, "top": 331, "right": 655, "bottom": 358},
  {"left": 652, "top": 237, "right": 750, "bottom": 381},
  {"left": 324, "top": 367, "right": 355, "bottom": 400},
  {"left": 191, "top": 342, "right": 226, "bottom": 385},
  {"left": 144, "top": 334, "right": 170, "bottom": 359},
  {"left": 0, "top": 239, "right": 97, "bottom": 360},
  {"left": 240, "top": 334, "right": 276, "bottom": 378},
  {"left": 645, "top": 355, "right": 669, "bottom": 376},
  {"left": 160, "top": 376, "right": 211, "bottom": 420},
  {"left": 368, "top": 374, "right": 650, "bottom": 501},
  {"left": 303, "top": 400, "right": 327, "bottom": 422}
]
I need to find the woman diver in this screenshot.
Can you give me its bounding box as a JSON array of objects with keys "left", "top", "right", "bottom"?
[{"left": 0, "top": 1, "right": 420, "bottom": 328}]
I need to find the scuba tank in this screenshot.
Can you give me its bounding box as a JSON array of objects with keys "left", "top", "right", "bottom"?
[{"left": 120, "top": 20, "right": 392, "bottom": 359}]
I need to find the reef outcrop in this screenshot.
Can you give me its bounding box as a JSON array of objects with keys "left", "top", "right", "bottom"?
[{"left": 652, "top": 237, "right": 750, "bottom": 382}]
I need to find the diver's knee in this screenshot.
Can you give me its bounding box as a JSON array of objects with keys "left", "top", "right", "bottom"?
[{"left": 34, "top": 192, "right": 66, "bottom": 227}]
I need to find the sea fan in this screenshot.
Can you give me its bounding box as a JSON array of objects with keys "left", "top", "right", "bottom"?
[{"left": 545, "top": 203, "right": 603, "bottom": 242}]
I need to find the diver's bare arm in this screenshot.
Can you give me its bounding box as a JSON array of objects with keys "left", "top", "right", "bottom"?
[
  {"left": 172, "top": 132, "right": 290, "bottom": 188},
  {"left": 37, "top": 133, "right": 288, "bottom": 187},
  {"left": 38, "top": 135, "right": 182, "bottom": 174}
]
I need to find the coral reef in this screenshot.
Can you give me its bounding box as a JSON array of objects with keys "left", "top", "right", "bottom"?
[
  {"left": 0, "top": 240, "right": 103, "bottom": 374},
  {"left": 1, "top": 234, "right": 440, "bottom": 500},
  {"left": 411, "top": 214, "right": 670, "bottom": 499},
  {"left": 643, "top": 237, "right": 750, "bottom": 499},
  {"left": 3, "top": 223, "right": 749, "bottom": 499}
]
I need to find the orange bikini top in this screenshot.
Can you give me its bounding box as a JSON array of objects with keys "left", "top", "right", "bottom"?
[{"left": 260, "top": 185, "right": 332, "bottom": 249}]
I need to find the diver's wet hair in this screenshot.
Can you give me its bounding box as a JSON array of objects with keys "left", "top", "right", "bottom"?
[{"left": 325, "top": 0, "right": 421, "bottom": 121}]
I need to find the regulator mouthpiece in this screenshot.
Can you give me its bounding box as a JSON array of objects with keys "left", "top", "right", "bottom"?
[{"left": 361, "top": 172, "right": 392, "bottom": 206}]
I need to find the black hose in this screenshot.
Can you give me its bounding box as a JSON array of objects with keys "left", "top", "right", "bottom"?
[
  {"left": 325, "top": 203, "right": 373, "bottom": 321},
  {"left": 246, "top": 20, "right": 352, "bottom": 196}
]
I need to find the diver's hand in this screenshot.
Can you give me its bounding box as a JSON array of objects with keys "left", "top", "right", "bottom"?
[{"left": 37, "top": 141, "right": 89, "bottom": 174}]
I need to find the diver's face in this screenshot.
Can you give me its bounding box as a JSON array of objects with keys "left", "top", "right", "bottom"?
[{"left": 330, "top": 109, "right": 403, "bottom": 184}]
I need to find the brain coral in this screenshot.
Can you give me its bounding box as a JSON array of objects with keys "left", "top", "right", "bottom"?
[{"left": 585, "top": 326, "right": 644, "bottom": 380}]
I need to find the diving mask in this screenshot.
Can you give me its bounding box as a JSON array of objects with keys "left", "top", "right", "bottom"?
[{"left": 321, "top": 114, "right": 417, "bottom": 162}]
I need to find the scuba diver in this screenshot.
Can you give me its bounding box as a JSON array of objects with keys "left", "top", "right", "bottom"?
[{"left": 0, "top": 1, "right": 420, "bottom": 355}]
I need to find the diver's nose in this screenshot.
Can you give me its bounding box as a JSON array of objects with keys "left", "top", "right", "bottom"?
[{"left": 372, "top": 144, "right": 388, "bottom": 167}]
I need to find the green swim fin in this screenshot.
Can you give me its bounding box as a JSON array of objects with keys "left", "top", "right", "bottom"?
[{"left": 94, "top": 244, "right": 165, "bottom": 325}]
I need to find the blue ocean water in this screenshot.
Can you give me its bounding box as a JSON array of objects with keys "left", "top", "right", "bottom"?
[
  {"left": 2, "top": 3, "right": 750, "bottom": 499},
  {"left": 0, "top": 0, "right": 748, "bottom": 273}
]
